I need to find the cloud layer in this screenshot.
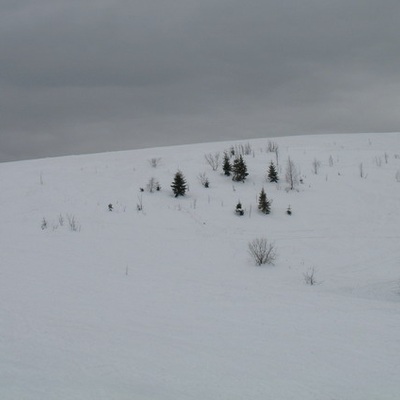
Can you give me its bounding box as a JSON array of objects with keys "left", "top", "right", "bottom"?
[{"left": 2, "top": 0, "right": 400, "bottom": 161}]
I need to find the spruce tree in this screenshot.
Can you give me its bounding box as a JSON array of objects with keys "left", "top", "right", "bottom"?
[
  {"left": 268, "top": 161, "right": 279, "bottom": 183},
  {"left": 171, "top": 170, "right": 187, "bottom": 197},
  {"left": 222, "top": 152, "right": 232, "bottom": 176},
  {"left": 232, "top": 155, "right": 248, "bottom": 182},
  {"left": 258, "top": 188, "right": 271, "bottom": 214}
]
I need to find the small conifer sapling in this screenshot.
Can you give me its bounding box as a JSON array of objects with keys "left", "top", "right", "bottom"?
[
  {"left": 171, "top": 170, "right": 188, "bottom": 197},
  {"left": 268, "top": 161, "right": 279, "bottom": 183},
  {"left": 235, "top": 201, "right": 244, "bottom": 216},
  {"left": 258, "top": 188, "right": 271, "bottom": 214},
  {"left": 232, "top": 155, "right": 248, "bottom": 182},
  {"left": 222, "top": 152, "right": 232, "bottom": 176}
]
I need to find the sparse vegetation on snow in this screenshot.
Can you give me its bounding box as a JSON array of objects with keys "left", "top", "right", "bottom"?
[{"left": 248, "top": 237, "right": 277, "bottom": 265}]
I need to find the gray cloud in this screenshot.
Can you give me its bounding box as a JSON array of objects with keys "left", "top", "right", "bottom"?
[{"left": 1, "top": 0, "right": 400, "bottom": 161}]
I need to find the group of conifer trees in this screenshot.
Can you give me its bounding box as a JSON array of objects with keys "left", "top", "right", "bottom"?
[{"left": 171, "top": 156, "right": 281, "bottom": 212}]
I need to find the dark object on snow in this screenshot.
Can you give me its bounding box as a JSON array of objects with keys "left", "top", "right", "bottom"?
[
  {"left": 232, "top": 155, "right": 248, "bottom": 182},
  {"left": 235, "top": 201, "right": 244, "bottom": 216},
  {"left": 222, "top": 152, "right": 232, "bottom": 176},
  {"left": 286, "top": 205, "right": 292, "bottom": 215},
  {"left": 171, "top": 170, "right": 188, "bottom": 197},
  {"left": 258, "top": 188, "right": 271, "bottom": 214},
  {"left": 268, "top": 161, "right": 279, "bottom": 183},
  {"left": 108, "top": 203, "right": 113, "bottom": 211}
]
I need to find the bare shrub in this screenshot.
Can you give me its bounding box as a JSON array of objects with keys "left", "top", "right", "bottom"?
[
  {"left": 146, "top": 177, "right": 160, "bottom": 193},
  {"left": 248, "top": 238, "right": 277, "bottom": 266},
  {"left": 233, "top": 143, "right": 253, "bottom": 156},
  {"left": 137, "top": 194, "right": 144, "bottom": 211},
  {"left": 148, "top": 158, "right": 161, "bottom": 168},
  {"left": 243, "top": 142, "right": 252, "bottom": 155},
  {"left": 58, "top": 214, "right": 64, "bottom": 226},
  {"left": 204, "top": 152, "right": 220, "bottom": 171},
  {"left": 312, "top": 158, "right": 321, "bottom": 174},
  {"left": 359, "top": 162, "right": 367, "bottom": 178},
  {"left": 267, "top": 140, "right": 279, "bottom": 153},
  {"left": 275, "top": 147, "right": 279, "bottom": 166},
  {"left": 285, "top": 157, "right": 299, "bottom": 190},
  {"left": 303, "top": 267, "right": 318, "bottom": 285},
  {"left": 384, "top": 152, "right": 389, "bottom": 163},
  {"left": 66, "top": 214, "right": 81, "bottom": 232},
  {"left": 266, "top": 141, "right": 280, "bottom": 165},
  {"left": 41, "top": 217, "right": 48, "bottom": 230},
  {"left": 198, "top": 172, "right": 210, "bottom": 188}
]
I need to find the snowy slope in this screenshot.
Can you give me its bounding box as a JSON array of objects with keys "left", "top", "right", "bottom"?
[{"left": 1, "top": 133, "right": 399, "bottom": 399}]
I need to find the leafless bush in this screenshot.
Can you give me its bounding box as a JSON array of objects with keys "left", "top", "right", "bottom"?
[
  {"left": 66, "top": 214, "right": 81, "bottom": 232},
  {"left": 248, "top": 238, "right": 277, "bottom": 266},
  {"left": 137, "top": 194, "right": 144, "bottom": 212},
  {"left": 243, "top": 142, "right": 252, "bottom": 155},
  {"left": 375, "top": 156, "right": 382, "bottom": 167},
  {"left": 146, "top": 177, "right": 160, "bottom": 193},
  {"left": 41, "top": 217, "right": 48, "bottom": 230},
  {"left": 58, "top": 214, "right": 64, "bottom": 226},
  {"left": 233, "top": 143, "right": 253, "bottom": 156},
  {"left": 312, "top": 158, "right": 321, "bottom": 174},
  {"left": 303, "top": 267, "right": 319, "bottom": 285},
  {"left": 384, "top": 152, "right": 389, "bottom": 163},
  {"left": 198, "top": 172, "right": 210, "bottom": 188},
  {"left": 267, "top": 140, "right": 279, "bottom": 153},
  {"left": 359, "top": 162, "right": 367, "bottom": 178},
  {"left": 275, "top": 148, "right": 279, "bottom": 165},
  {"left": 148, "top": 157, "right": 162, "bottom": 168},
  {"left": 285, "top": 157, "right": 299, "bottom": 190},
  {"left": 204, "top": 152, "right": 220, "bottom": 171}
]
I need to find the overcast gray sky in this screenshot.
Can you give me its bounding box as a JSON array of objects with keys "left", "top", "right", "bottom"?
[{"left": 1, "top": 0, "right": 400, "bottom": 161}]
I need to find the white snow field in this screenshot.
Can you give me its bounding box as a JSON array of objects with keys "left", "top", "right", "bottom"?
[{"left": 0, "top": 133, "right": 399, "bottom": 399}]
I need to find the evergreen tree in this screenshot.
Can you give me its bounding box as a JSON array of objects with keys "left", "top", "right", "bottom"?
[
  {"left": 171, "top": 170, "right": 187, "bottom": 197},
  {"left": 222, "top": 152, "right": 232, "bottom": 176},
  {"left": 258, "top": 188, "right": 271, "bottom": 214},
  {"left": 232, "top": 155, "right": 248, "bottom": 182},
  {"left": 235, "top": 201, "right": 244, "bottom": 216},
  {"left": 268, "top": 161, "right": 279, "bottom": 183}
]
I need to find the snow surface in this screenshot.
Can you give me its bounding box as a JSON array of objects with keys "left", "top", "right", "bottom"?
[{"left": 1, "top": 133, "right": 399, "bottom": 399}]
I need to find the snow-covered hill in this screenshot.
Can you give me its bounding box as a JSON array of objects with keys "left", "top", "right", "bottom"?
[{"left": 1, "top": 133, "right": 399, "bottom": 399}]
